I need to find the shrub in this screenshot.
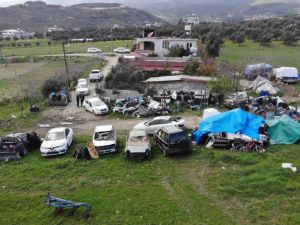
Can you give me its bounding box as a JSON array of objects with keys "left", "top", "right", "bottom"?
[{"left": 41, "top": 77, "right": 67, "bottom": 97}]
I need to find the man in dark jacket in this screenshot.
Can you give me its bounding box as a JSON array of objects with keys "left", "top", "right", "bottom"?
[
  {"left": 76, "top": 94, "right": 80, "bottom": 107},
  {"left": 80, "top": 94, "right": 85, "bottom": 107}
]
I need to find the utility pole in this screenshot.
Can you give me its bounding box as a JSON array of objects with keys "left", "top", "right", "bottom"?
[{"left": 62, "top": 42, "right": 69, "bottom": 77}]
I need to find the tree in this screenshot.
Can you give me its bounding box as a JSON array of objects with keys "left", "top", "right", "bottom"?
[
  {"left": 282, "top": 31, "right": 297, "bottom": 45},
  {"left": 208, "top": 76, "right": 239, "bottom": 104},
  {"left": 232, "top": 32, "right": 245, "bottom": 45},
  {"left": 167, "top": 44, "right": 190, "bottom": 57},
  {"left": 256, "top": 31, "right": 273, "bottom": 45},
  {"left": 205, "top": 32, "right": 222, "bottom": 58},
  {"left": 183, "top": 60, "right": 200, "bottom": 75}
]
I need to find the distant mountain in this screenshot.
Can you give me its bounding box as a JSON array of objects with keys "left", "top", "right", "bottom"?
[
  {"left": 121, "top": 0, "right": 300, "bottom": 22},
  {"left": 0, "top": 1, "right": 165, "bottom": 32},
  {"left": 1, "top": 0, "right": 300, "bottom": 24}
]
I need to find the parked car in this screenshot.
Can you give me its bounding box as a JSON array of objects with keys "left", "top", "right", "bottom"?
[
  {"left": 134, "top": 116, "right": 185, "bottom": 135},
  {"left": 78, "top": 78, "right": 88, "bottom": 84},
  {"left": 93, "top": 125, "right": 117, "bottom": 154},
  {"left": 40, "top": 127, "right": 73, "bottom": 157},
  {"left": 76, "top": 82, "right": 90, "bottom": 96},
  {"left": 87, "top": 47, "right": 101, "bottom": 54},
  {"left": 88, "top": 70, "right": 103, "bottom": 82},
  {"left": 125, "top": 130, "right": 151, "bottom": 160},
  {"left": 113, "top": 47, "right": 130, "bottom": 53},
  {"left": 83, "top": 97, "right": 109, "bottom": 115},
  {"left": 154, "top": 127, "right": 191, "bottom": 156}
]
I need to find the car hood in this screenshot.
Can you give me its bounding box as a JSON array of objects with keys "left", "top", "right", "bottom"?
[
  {"left": 76, "top": 88, "right": 89, "bottom": 92},
  {"left": 94, "top": 105, "right": 108, "bottom": 111},
  {"left": 89, "top": 73, "right": 101, "bottom": 77},
  {"left": 41, "top": 139, "right": 66, "bottom": 148},
  {"left": 93, "top": 139, "right": 116, "bottom": 147},
  {"left": 134, "top": 122, "right": 147, "bottom": 130},
  {"left": 126, "top": 144, "right": 149, "bottom": 153}
]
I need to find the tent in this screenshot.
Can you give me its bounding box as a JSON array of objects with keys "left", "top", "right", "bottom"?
[
  {"left": 250, "top": 76, "right": 278, "bottom": 95},
  {"left": 266, "top": 115, "right": 300, "bottom": 144},
  {"left": 192, "top": 108, "right": 264, "bottom": 144}
]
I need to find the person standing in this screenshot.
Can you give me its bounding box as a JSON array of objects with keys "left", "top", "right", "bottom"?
[
  {"left": 76, "top": 94, "right": 80, "bottom": 107},
  {"left": 80, "top": 94, "right": 85, "bottom": 107}
]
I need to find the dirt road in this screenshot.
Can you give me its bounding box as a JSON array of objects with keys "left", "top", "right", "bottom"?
[{"left": 39, "top": 55, "right": 201, "bottom": 135}]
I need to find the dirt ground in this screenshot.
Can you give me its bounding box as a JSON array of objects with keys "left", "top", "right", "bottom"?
[{"left": 37, "top": 56, "right": 201, "bottom": 136}]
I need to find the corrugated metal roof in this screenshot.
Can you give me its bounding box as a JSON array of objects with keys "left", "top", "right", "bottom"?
[{"left": 144, "top": 75, "right": 212, "bottom": 83}]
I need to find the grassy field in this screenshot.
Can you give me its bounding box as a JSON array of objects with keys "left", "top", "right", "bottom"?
[
  {"left": 219, "top": 39, "right": 300, "bottom": 69},
  {"left": 0, "top": 135, "right": 299, "bottom": 225},
  {"left": 1, "top": 39, "right": 133, "bottom": 56},
  {"left": 0, "top": 56, "right": 104, "bottom": 101}
]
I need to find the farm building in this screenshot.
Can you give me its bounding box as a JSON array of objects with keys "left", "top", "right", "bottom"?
[
  {"left": 135, "top": 37, "right": 197, "bottom": 57},
  {"left": 144, "top": 75, "right": 212, "bottom": 93}
]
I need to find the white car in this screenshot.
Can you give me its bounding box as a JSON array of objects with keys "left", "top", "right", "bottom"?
[
  {"left": 87, "top": 47, "right": 101, "bottom": 54},
  {"left": 125, "top": 130, "right": 151, "bottom": 160},
  {"left": 83, "top": 97, "right": 109, "bottom": 115},
  {"left": 113, "top": 47, "right": 130, "bottom": 53},
  {"left": 133, "top": 116, "right": 185, "bottom": 135},
  {"left": 88, "top": 70, "right": 103, "bottom": 82},
  {"left": 93, "top": 125, "right": 117, "bottom": 154},
  {"left": 76, "top": 82, "right": 90, "bottom": 96},
  {"left": 78, "top": 78, "right": 88, "bottom": 84},
  {"left": 40, "top": 127, "right": 73, "bottom": 157}
]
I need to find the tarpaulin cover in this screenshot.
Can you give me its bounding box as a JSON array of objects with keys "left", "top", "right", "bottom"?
[
  {"left": 192, "top": 108, "right": 264, "bottom": 143},
  {"left": 266, "top": 115, "right": 300, "bottom": 144}
]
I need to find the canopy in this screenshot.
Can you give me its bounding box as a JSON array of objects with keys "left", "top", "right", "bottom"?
[
  {"left": 266, "top": 115, "right": 300, "bottom": 144},
  {"left": 193, "top": 108, "right": 264, "bottom": 143}
]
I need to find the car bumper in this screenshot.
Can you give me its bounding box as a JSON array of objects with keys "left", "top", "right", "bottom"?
[
  {"left": 126, "top": 151, "right": 148, "bottom": 160},
  {"left": 95, "top": 146, "right": 117, "bottom": 154},
  {"left": 164, "top": 147, "right": 191, "bottom": 155},
  {"left": 95, "top": 110, "right": 109, "bottom": 115},
  {"left": 41, "top": 147, "right": 67, "bottom": 157}
]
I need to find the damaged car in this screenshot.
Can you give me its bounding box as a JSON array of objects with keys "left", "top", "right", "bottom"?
[{"left": 125, "top": 130, "right": 151, "bottom": 160}]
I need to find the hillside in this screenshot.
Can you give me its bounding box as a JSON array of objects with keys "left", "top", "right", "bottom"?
[
  {"left": 0, "top": 1, "right": 165, "bottom": 32},
  {"left": 122, "top": 0, "right": 300, "bottom": 22}
]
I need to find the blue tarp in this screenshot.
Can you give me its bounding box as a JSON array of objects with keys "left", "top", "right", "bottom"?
[{"left": 192, "top": 108, "right": 265, "bottom": 143}]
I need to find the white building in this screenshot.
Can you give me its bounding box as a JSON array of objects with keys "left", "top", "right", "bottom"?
[
  {"left": 1, "top": 29, "right": 34, "bottom": 39},
  {"left": 183, "top": 14, "right": 201, "bottom": 25},
  {"left": 135, "top": 37, "right": 198, "bottom": 57}
]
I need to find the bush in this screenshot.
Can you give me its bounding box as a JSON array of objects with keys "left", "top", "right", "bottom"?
[{"left": 41, "top": 77, "right": 67, "bottom": 97}]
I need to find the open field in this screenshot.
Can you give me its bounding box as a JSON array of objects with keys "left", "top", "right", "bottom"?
[
  {"left": 0, "top": 135, "right": 299, "bottom": 225},
  {"left": 219, "top": 39, "right": 300, "bottom": 69},
  {"left": 1, "top": 39, "right": 133, "bottom": 56},
  {"left": 0, "top": 56, "right": 103, "bottom": 101}
]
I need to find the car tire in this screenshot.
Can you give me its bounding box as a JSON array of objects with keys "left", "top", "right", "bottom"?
[
  {"left": 145, "top": 150, "right": 151, "bottom": 160},
  {"left": 125, "top": 151, "right": 130, "bottom": 160},
  {"left": 163, "top": 149, "right": 167, "bottom": 157}
]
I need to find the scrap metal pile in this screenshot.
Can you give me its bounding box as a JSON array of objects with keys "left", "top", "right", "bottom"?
[
  {"left": 225, "top": 94, "right": 299, "bottom": 119},
  {"left": 0, "top": 132, "right": 41, "bottom": 161},
  {"left": 112, "top": 90, "right": 210, "bottom": 118}
]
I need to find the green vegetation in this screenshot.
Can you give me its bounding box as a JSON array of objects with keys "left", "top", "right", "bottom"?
[
  {"left": 0, "top": 135, "right": 299, "bottom": 225},
  {"left": 1, "top": 39, "right": 133, "bottom": 56},
  {"left": 219, "top": 39, "right": 300, "bottom": 69}
]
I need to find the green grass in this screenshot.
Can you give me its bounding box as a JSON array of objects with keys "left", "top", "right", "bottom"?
[
  {"left": 0, "top": 134, "right": 299, "bottom": 225},
  {"left": 2, "top": 40, "right": 133, "bottom": 56},
  {"left": 219, "top": 39, "right": 300, "bottom": 69},
  {"left": 0, "top": 101, "right": 43, "bottom": 136}
]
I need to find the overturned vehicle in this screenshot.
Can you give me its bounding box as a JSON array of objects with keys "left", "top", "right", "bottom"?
[{"left": 0, "top": 132, "right": 41, "bottom": 161}]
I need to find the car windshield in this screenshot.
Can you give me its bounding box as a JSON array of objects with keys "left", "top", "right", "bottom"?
[
  {"left": 169, "top": 132, "right": 187, "bottom": 144},
  {"left": 92, "top": 101, "right": 103, "bottom": 107},
  {"left": 169, "top": 116, "right": 181, "bottom": 122},
  {"left": 91, "top": 71, "right": 99, "bottom": 73},
  {"left": 77, "top": 83, "right": 87, "bottom": 88},
  {"left": 94, "top": 130, "right": 115, "bottom": 141},
  {"left": 128, "top": 134, "right": 147, "bottom": 145},
  {"left": 45, "top": 131, "right": 65, "bottom": 141}
]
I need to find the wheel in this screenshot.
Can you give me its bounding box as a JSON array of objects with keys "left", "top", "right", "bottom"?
[
  {"left": 145, "top": 150, "right": 151, "bottom": 160},
  {"left": 162, "top": 149, "right": 167, "bottom": 157},
  {"left": 125, "top": 151, "right": 130, "bottom": 160}
]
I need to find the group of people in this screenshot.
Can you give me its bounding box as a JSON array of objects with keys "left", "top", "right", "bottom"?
[{"left": 76, "top": 94, "right": 85, "bottom": 107}]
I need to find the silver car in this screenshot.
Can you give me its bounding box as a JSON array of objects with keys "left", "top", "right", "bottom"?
[{"left": 125, "top": 130, "right": 151, "bottom": 160}]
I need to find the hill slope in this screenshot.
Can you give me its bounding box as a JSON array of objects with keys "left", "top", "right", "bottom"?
[{"left": 0, "top": 1, "right": 165, "bottom": 32}]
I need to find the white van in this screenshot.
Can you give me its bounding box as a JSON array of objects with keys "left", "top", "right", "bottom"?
[{"left": 93, "top": 125, "right": 117, "bottom": 154}]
